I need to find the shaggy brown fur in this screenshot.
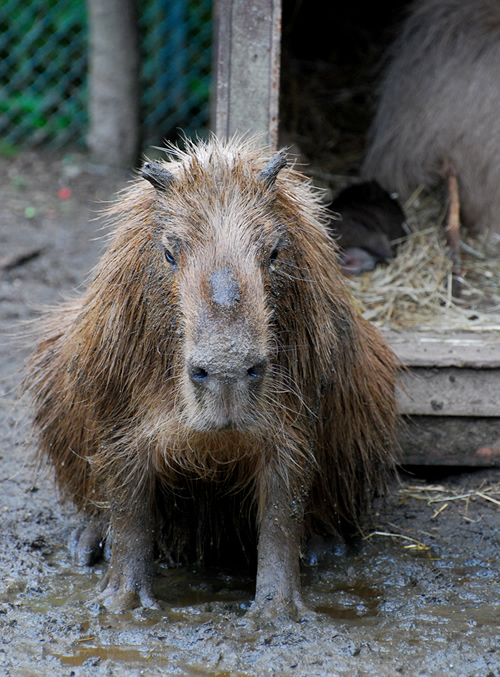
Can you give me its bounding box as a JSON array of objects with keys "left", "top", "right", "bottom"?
[
  {"left": 25, "top": 136, "right": 399, "bottom": 615},
  {"left": 362, "top": 0, "right": 500, "bottom": 236}
]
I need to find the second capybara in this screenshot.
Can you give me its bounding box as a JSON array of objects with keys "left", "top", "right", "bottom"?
[
  {"left": 327, "top": 181, "right": 407, "bottom": 274},
  {"left": 362, "top": 0, "right": 500, "bottom": 236},
  {"left": 24, "top": 136, "right": 399, "bottom": 617}
]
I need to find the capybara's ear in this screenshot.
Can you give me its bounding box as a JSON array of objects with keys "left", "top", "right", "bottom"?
[
  {"left": 257, "top": 150, "right": 287, "bottom": 189},
  {"left": 141, "top": 161, "right": 175, "bottom": 191}
]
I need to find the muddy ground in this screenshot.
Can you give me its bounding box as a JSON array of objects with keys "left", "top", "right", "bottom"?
[{"left": 0, "top": 150, "right": 499, "bottom": 677}]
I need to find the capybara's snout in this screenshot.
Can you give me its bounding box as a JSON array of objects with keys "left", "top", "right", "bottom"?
[
  {"left": 184, "top": 309, "right": 269, "bottom": 431},
  {"left": 187, "top": 352, "right": 268, "bottom": 390}
]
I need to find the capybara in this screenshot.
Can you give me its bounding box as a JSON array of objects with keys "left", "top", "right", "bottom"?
[
  {"left": 25, "top": 136, "right": 399, "bottom": 617},
  {"left": 327, "top": 181, "right": 407, "bottom": 275},
  {"left": 362, "top": 0, "right": 500, "bottom": 236}
]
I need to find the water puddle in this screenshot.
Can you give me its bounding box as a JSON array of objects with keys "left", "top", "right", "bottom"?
[
  {"left": 3, "top": 522, "right": 498, "bottom": 675},
  {"left": 54, "top": 646, "right": 154, "bottom": 667}
]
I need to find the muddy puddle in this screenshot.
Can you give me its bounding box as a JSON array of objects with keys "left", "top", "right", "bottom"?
[
  {"left": 1, "top": 151, "right": 499, "bottom": 676},
  {"left": 1, "top": 450, "right": 498, "bottom": 677}
]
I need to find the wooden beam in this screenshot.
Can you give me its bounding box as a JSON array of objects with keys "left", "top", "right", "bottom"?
[
  {"left": 384, "top": 330, "right": 500, "bottom": 466},
  {"left": 396, "top": 367, "right": 500, "bottom": 418},
  {"left": 397, "top": 417, "right": 500, "bottom": 467},
  {"left": 384, "top": 330, "right": 500, "bottom": 369},
  {"left": 212, "top": 0, "right": 282, "bottom": 149}
]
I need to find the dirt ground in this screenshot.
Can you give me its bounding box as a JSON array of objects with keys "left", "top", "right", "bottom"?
[{"left": 0, "top": 150, "right": 499, "bottom": 677}]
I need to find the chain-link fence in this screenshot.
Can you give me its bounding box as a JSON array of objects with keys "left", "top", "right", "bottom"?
[
  {"left": 0, "top": 0, "right": 212, "bottom": 152},
  {"left": 141, "top": 0, "right": 212, "bottom": 145}
]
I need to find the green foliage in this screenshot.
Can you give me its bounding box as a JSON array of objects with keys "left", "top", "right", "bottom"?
[
  {"left": 0, "top": 0, "right": 212, "bottom": 149},
  {"left": 0, "top": 0, "right": 87, "bottom": 147},
  {"left": 140, "top": 0, "right": 213, "bottom": 145}
]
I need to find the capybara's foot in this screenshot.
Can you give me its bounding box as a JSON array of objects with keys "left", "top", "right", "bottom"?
[
  {"left": 98, "top": 568, "right": 160, "bottom": 612},
  {"left": 246, "top": 596, "right": 314, "bottom": 624},
  {"left": 70, "top": 516, "right": 108, "bottom": 566}
]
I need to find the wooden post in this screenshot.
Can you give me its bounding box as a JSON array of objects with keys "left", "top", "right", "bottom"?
[{"left": 212, "top": 0, "right": 282, "bottom": 150}]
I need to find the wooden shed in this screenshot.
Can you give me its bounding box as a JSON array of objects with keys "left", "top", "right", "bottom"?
[{"left": 212, "top": 0, "right": 500, "bottom": 468}]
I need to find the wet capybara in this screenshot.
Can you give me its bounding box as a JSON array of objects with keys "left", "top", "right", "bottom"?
[
  {"left": 25, "top": 136, "right": 399, "bottom": 617},
  {"left": 327, "top": 181, "right": 407, "bottom": 275},
  {"left": 362, "top": 0, "right": 500, "bottom": 236}
]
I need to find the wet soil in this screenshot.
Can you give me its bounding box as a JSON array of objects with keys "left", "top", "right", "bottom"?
[{"left": 0, "top": 151, "right": 499, "bottom": 677}]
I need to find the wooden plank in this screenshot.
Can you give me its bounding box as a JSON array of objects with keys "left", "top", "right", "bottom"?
[
  {"left": 396, "top": 367, "right": 500, "bottom": 417},
  {"left": 385, "top": 330, "right": 500, "bottom": 466},
  {"left": 383, "top": 330, "right": 500, "bottom": 368},
  {"left": 398, "top": 416, "right": 500, "bottom": 466},
  {"left": 212, "top": 0, "right": 282, "bottom": 149}
]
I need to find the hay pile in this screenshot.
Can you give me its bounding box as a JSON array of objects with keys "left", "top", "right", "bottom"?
[{"left": 344, "top": 188, "right": 500, "bottom": 332}]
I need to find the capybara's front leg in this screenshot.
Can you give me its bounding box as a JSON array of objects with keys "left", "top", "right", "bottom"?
[
  {"left": 252, "top": 469, "right": 308, "bottom": 620},
  {"left": 99, "top": 501, "right": 159, "bottom": 612}
]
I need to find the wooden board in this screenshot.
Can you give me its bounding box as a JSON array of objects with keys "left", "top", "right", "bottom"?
[
  {"left": 212, "top": 0, "right": 282, "bottom": 148},
  {"left": 396, "top": 367, "right": 500, "bottom": 417},
  {"left": 383, "top": 330, "right": 500, "bottom": 467},
  {"left": 384, "top": 330, "right": 500, "bottom": 368},
  {"left": 397, "top": 416, "right": 500, "bottom": 467}
]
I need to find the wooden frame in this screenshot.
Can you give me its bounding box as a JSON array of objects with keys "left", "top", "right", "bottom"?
[
  {"left": 387, "top": 331, "right": 500, "bottom": 466},
  {"left": 212, "top": 0, "right": 281, "bottom": 149}
]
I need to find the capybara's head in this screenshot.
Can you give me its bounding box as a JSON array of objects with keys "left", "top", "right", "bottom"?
[
  {"left": 145, "top": 149, "right": 285, "bottom": 434},
  {"left": 67, "top": 137, "right": 352, "bottom": 452}
]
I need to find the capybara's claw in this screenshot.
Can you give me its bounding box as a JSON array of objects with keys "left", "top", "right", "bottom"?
[{"left": 98, "top": 572, "right": 160, "bottom": 612}]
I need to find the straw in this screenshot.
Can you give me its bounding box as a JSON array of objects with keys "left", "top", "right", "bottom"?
[{"left": 343, "top": 190, "right": 500, "bottom": 331}]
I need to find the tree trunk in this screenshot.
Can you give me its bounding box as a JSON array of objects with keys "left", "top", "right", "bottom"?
[{"left": 86, "top": 0, "right": 140, "bottom": 167}]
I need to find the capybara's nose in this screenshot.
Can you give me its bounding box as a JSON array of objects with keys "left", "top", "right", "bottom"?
[
  {"left": 187, "top": 356, "right": 268, "bottom": 389},
  {"left": 209, "top": 268, "right": 241, "bottom": 308}
]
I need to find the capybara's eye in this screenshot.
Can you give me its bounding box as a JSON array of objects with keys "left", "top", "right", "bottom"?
[
  {"left": 164, "top": 248, "right": 177, "bottom": 267},
  {"left": 269, "top": 245, "right": 280, "bottom": 270}
]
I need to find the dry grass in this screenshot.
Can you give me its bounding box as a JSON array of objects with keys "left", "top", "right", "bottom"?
[
  {"left": 398, "top": 480, "right": 500, "bottom": 513},
  {"left": 365, "top": 479, "right": 500, "bottom": 552},
  {"left": 365, "top": 529, "right": 430, "bottom": 552},
  {"left": 344, "top": 188, "right": 500, "bottom": 331}
]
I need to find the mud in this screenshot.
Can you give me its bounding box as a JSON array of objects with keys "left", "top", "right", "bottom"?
[{"left": 1, "top": 151, "right": 499, "bottom": 676}]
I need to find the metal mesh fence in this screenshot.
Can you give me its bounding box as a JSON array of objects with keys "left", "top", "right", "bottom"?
[
  {"left": 141, "top": 0, "right": 212, "bottom": 145},
  {"left": 0, "top": 0, "right": 212, "bottom": 152},
  {"left": 0, "top": 0, "right": 87, "bottom": 150}
]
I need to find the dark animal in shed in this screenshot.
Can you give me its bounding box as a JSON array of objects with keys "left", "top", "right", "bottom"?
[
  {"left": 327, "top": 181, "right": 407, "bottom": 275},
  {"left": 24, "top": 136, "right": 399, "bottom": 617}
]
